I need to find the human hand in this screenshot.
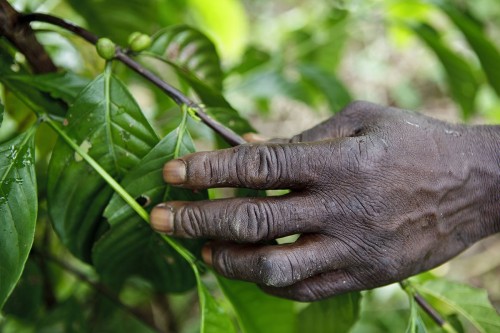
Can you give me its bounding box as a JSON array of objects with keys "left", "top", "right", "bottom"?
[{"left": 150, "top": 101, "right": 500, "bottom": 301}]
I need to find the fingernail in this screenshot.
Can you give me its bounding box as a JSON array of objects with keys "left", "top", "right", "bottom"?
[
  {"left": 201, "top": 244, "right": 212, "bottom": 266},
  {"left": 243, "top": 132, "right": 268, "bottom": 143},
  {"left": 150, "top": 204, "right": 174, "bottom": 234},
  {"left": 163, "top": 159, "right": 186, "bottom": 185}
]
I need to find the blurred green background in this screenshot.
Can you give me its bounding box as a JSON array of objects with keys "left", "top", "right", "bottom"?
[{"left": 1, "top": 0, "right": 499, "bottom": 332}]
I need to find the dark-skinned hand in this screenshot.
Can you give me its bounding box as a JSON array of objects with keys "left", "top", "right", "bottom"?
[{"left": 150, "top": 101, "right": 500, "bottom": 301}]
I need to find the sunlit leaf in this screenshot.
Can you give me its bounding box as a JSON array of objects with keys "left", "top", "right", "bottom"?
[
  {"left": 150, "top": 25, "right": 224, "bottom": 90},
  {"left": 217, "top": 277, "right": 296, "bottom": 333},
  {"left": 186, "top": 0, "right": 249, "bottom": 60},
  {"left": 411, "top": 23, "right": 480, "bottom": 119},
  {"left": 437, "top": 3, "right": 500, "bottom": 97},
  {"left": 416, "top": 279, "right": 500, "bottom": 333},
  {"left": 0, "top": 127, "right": 37, "bottom": 309},
  {"left": 47, "top": 68, "right": 158, "bottom": 261},
  {"left": 93, "top": 113, "right": 204, "bottom": 292},
  {"left": 297, "top": 292, "right": 362, "bottom": 333}
]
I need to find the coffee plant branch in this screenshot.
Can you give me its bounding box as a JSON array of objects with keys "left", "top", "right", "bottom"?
[{"left": 20, "top": 12, "right": 245, "bottom": 146}]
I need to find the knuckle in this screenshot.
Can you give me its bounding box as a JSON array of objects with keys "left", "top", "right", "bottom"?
[
  {"left": 238, "top": 145, "right": 279, "bottom": 188},
  {"left": 256, "top": 253, "right": 294, "bottom": 287},
  {"left": 230, "top": 201, "right": 276, "bottom": 242}
]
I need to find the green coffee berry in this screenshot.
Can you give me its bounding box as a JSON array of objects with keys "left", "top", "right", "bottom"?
[
  {"left": 96, "top": 38, "right": 116, "bottom": 60},
  {"left": 128, "top": 32, "right": 152, "bottom": 52}
]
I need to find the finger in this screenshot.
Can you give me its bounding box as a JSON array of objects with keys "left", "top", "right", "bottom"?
[
  {"left": 163, "top": 141, "right": 333, "bottom": 189},
  {"left": 206, "top": 235, "right": 354, "bottom": 287},
  {"left": 290, "top": 101, "right": 387, "bottom": 142},
  {"left": 150, "top": 194, "right": 324, "bottom": 242},
  {"left": 260, "top": 269, "right": 361, "bottom": 302}
]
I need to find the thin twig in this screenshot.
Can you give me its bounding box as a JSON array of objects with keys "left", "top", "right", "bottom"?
[
  {"left": 33, "top": 250, "right": 162, "bottom": 333},
  {"left": 399, "top": 281, "right": 449, "bottom": 329},
  {"left": 21, "top": 12, "right": 246, "bottom": 146},
  {"left": 413, "top": 291, "right": 446, "bottom": 326}
]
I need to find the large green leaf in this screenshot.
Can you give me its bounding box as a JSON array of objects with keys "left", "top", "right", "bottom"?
[
  {"left": 0, "top": 127, "right": 37, "bottom": 309},
  {"left": 297, "top": 64, "right": 352, "bottom": 112},
  {"left": 4, "top": 72, "right": 90, "bottom": 105},
  {"left": 47, "top": 67, "right": 158, "bottom": 261},
  {"left": 297, "top": 292, "right": 362, "bottom": 333},
  {"left": 437, "top": 3, "right": 500, "bottom": 97},
  {"left": 416, "top": 279, "right": 500, "bottom": 333},
  {"left": 0, "top": 49, "right": 66, "bottom": 118},
  {"left": 217, "top": 277, "right": 296, "bottom": 333},
  {"left": 150, "top": 25, "right": 224, "bottom": 90},
  {"left": 411, "top": 23, "right": 480, "bottom": 119},
  {"left": 93, "top": 113, "right": 205, "bottom": 292}
]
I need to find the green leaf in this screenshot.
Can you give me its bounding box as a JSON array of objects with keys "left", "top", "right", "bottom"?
[
  {"left": 93, "top": 113, "right": 205, "bottom": 292},
  {"left": 297, "top": 292, "right": 362, "bottom": 333},
  {"left": 297, "top": 64, "right": 352, "bottom": 112},
  {"left": 0, "top": 127, "right": 37, "bottom": 309},
  {"left": 416, "top": 279, "right": 500, "bottom": 333},
  {"left": 4, "top": 72, "right": 90, "bottom": 105},
  {"left": 437, "top": 3, "right": 500, "bottom": 97},
  {"left": 47, "top": 67, "right": 158, "bottom": 261},
  {"left": 411, "top": 23, "right": 480, "bottom": 119},
  {"left": 197, "top": 278, "right": 237, "bottom": 333},
  {"left": 217, "top": 277, "right": 296, "bottom": 333},
  {"left": 403, "top": 290, "right": 427, "bottom": 333},
  {"left": 150, "top": 25, "right": 224, "bottom": 90},
  {"left": 0, "top": 49, "right": 66, "bottom": 118},
  {"left": 3, "top": 258, "right": 43, "bottom": 321},
  {"left": 66, "top": 0, "right": 186, "bottom": 45}
]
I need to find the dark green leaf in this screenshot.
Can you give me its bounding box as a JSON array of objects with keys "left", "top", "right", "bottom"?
[
  {"left": 3, "top": 258, "right": 43, "bottom": 321},
  {"left": 93, "top": 116, "right": 205, "bottom": 292},
  {"left": 217, "top": 277, "right": 296, "bottom": 333},
  {"left": 297, "top": 64, "right": 352, "bottom": 112},
  {"left": 297, "top": 292, "right": 362, "bottom": 333},
  {"left": 150, "top": 25, "right": 224, "bottom": 90},
  {"left": 416, "top": 279, "right": 500, "bottom": 333},
  {"left": 198, "top": 279, "right": 237, "bottom": 333},
  {"left": 437, "top": 3, "right": 500, "bottom": 97},
  {"left": 47, "top": 68, "right": 158, "bottom": 261},
  {"left": 411, "top": 23, "right": 480, "bottom": 119},
  {"left": 0, "top": 49, "right": 66, "bottom": 118},
  {"left": 4, "top": 72, "right": 90, "bottom": 105},
  {"left": 0, "top": 128, "right": 37, "bottom": 309}
]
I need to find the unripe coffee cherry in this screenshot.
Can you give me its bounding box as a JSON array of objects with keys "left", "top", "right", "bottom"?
[
  {"left": 96, "top": 38, "right": 116, "bottom": 60},
  {"left": 128, "top": 32, "right": 152, "bottom": 52}
]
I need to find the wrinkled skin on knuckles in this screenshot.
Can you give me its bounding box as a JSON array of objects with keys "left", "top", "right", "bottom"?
[{"left": 151, "top": 101, "right": 500, "bottom": 301}]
